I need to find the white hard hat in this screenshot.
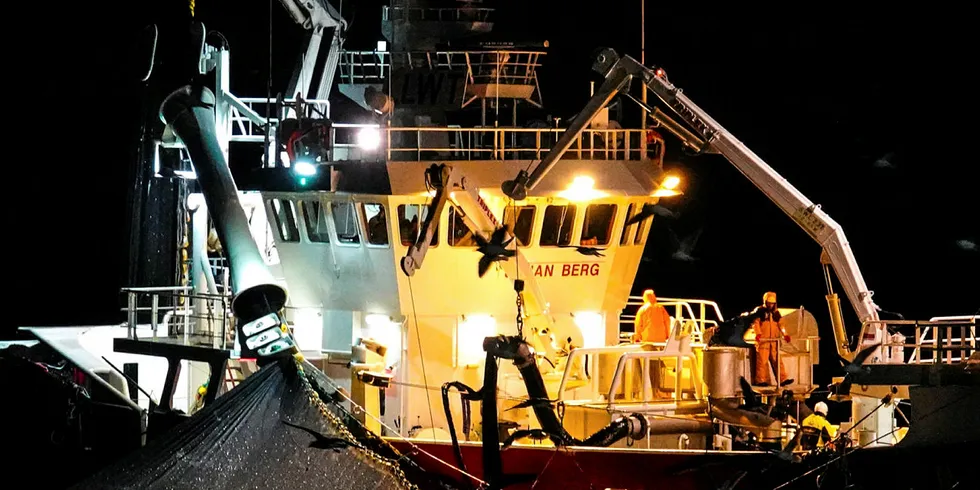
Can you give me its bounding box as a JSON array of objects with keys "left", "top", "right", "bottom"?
[{"left": 815, "top": 401, "right": 829, "bottom": 416}]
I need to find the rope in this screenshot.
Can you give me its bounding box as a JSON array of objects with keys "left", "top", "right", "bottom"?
[
  {"left": 188, "top": 0, "right": 195, "bottom": 17},
  {"left": 303, "top": 359, "right": 488, "bottom": 488},
  {"left": 406, "top": 275, "right": 436, "bottom": 435},
  {"left": 294, "top": 358, "right": 419, "bottom": 490}
]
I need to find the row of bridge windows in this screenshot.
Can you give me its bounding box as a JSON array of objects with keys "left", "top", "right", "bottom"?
[{"left": 268, "top": 198, "right": 650, "bottom": 249}]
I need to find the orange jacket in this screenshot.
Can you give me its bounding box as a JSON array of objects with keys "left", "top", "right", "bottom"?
[
  {"left": 634, "top": 303, "right": 672, "bottom": 343},
  {"left": 751, "top": 313, "right": 786, "bottom": 343}
]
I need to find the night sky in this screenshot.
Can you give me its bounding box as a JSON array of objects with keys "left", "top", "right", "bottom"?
[{"left": 12, "top": 1, "right": 977, "bottom": 343}]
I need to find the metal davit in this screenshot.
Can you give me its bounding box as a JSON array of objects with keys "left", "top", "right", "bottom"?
[{"left": 160, "top": 84, "right": 294, "bottom": 359}]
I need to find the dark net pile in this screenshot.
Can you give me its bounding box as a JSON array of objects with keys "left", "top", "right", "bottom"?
[{"left": 72, "top": 357, "right": 460, "bottom": 490}]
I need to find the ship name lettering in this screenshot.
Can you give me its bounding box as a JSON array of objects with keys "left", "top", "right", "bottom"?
[{"left": 532, "top": 263, "right": 600, "bottom": 277}]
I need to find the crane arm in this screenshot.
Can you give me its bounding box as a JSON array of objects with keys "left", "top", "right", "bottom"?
[
  {"left": 279, "top": 0, "right": 346, "bottom": 104},
  {"left": 622, "top": 49, "right": 882, "bottom": 341},
  {"left": 506, "top": 48, "right": 880, "bottom": 360},
  {"left": 402, "top": 164, "right": 567, "bottom": 364}
]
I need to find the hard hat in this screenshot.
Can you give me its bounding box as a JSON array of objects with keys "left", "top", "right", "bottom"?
[
  {"left": 763, "top": 291, "right": 777, "bottom": 303},
  {"left": 815, "top": 401, "right": 828, "bottom": 417}
]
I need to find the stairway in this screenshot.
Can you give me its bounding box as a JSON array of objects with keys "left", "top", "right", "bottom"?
[{"left": 222, "top": 358, "right": 258, "bottom": 394}]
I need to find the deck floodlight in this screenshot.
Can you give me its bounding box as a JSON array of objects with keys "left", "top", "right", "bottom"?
[
  {"left": 293, "top": 159, "right": 317, "bottom": 177},
  {"left": 357, "top": 127, "right": 382, "bottom": 150}
]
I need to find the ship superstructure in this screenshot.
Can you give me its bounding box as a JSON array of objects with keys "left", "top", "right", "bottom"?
[{"left": 10, "top": 1, "right": 977, "bottom": 489}]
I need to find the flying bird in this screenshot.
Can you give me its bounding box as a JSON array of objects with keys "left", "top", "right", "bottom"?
[
  {"left": 668, "top": 227, "right": 702, "bottom": 262},
  {"left": 830, "top": 342, "right": 881, "bottom": 399},
  {"left": 872, "top": 152, "right": 896, "bottom": 169},
  {"left": 506, "top": 397, "right": 558, "bottom": 411},
  {"left": 281, "top": 420, "right": 361, "bottom": 451},
  {"left": 502, "top": 429, "right": 564, "bottom": 449},
  {"left": 625, "top": 203, "right": 678, "bottom": 227},
  {"left": 474, "top": 225, "right": 516, "bottom": 277},
  {"left": 955, "top": 239, "right": 977, "bottom": 252},
  {"left": 558, "top": 245, "right": 605, "bottom": 256}
]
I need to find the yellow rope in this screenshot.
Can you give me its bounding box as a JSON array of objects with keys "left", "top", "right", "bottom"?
[{"left": 189, "top": 0, "right": 195, "bottom": 17}]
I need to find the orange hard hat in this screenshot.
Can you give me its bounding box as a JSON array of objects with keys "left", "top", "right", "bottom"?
[{"left": 763, "top": 291, "right": 777, "bottom": 303}]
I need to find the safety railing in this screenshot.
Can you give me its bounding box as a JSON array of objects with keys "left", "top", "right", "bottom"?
[
  {"left": 556, "top": 345, "right": 647, "bottom": 404},
  {"left": 338, "top": 51, "right": 390, "bottom": 84},
  {"left": 121, "top": 286, "right": 233, "bottom": 349},
  {"left": 383, "top": 5, "right": 494, "bottom": 23},
  {"left": 863, "top": 318, "right": 978, "bottom": 365},
  {"left": 337, "top": 49, "right": 545, "bottom": 107},
  {"left": 620, "top": 296, "right": 725, "bottom": 343},
  {"left": 340, "top": 50, "right": 545, "bottom": 73},
  {"left": 385, "top": 126, "right": 650, "bottom": 161},
  {"left": 227, "top": 97, "right": 330, "bottom": 143},
  {"left": 606, "top": 349, "right": 704, "bottom": 408},
  {"left": 230, "top": 116, "right": 653, "bottom": 164}
]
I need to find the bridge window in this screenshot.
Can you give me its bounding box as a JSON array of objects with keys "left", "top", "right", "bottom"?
[
  {"left": 582, "top": 204, "right": 617, "bottom": 246},
  {"left": 270, "top": 199, "right": 299, "bottom": 243},
  {"left": 363, "top": 203, "right": 389, "bottom": 246},
  {"left": 302, "top": 201, "right": 330, "bottom": 243},
  {"left": 620, "top": 203, "right": 636, "bottom": 245},
  {"left": 635, "top": 215, "right": 651, "bottom": 245},
  {"left": 540, "top": 204, "right": 576, "bottom": 247},
  {"left": 502, "top": 205, "right": 535, "bottom": 247},
  {"left": 331, "top": 202, "right": 360, "bottom": 245},
  {"left": 398, "top": 204, "right": 438, "bottom": 247},
  {"left": 449, "top": 207, "right": 477, "bottom": 247}
]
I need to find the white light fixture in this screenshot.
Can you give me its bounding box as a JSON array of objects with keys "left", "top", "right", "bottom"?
[
  {"left": 365, "top": 313, "right": 392, "bottom": 327},
  {"left": 293, "top": 159, "right": 317, "bottom": 176},
  {"left": 652, "top": 174, "right": 682, "bottom": 197},
  {"left": 361, "top": 314, "right": 401, "bottom": 366},
  {"left": 573, "top": 311, "right": 605, "bottom": 348},
  {"left": 456, "top": 314, "right": 496, "bottom": 367},
  {"left": 377, "top": 40, "right": 388, "bottom": 52},
  {"left": 557, "top": 175, "right": 607, "bottom": 202},
  {"left": 357, "top": 127, "right": 382, "bottom": 150}
]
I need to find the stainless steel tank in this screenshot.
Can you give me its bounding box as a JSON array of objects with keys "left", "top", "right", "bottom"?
[{"left": 703, "top": 346, "right": 752, "bottom": 398}]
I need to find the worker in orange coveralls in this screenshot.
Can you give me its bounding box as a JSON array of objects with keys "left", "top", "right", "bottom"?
[
  {"left": 632, "top": 289, "right": 672, "bottom": 343},
  {"left": 751, "top": 291, "right": 794, "bottom": 386}
]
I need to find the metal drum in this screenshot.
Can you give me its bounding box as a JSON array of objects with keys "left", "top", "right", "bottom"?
[{"left": 703, "top": 347, "right": 752, "bottom": 398}]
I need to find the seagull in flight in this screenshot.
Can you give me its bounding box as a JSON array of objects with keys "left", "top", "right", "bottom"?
[{"left": 668, "top": 227, "right": 701, "bottom": 262}]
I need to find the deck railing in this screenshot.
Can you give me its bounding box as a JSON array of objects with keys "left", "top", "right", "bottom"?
[
  {"left": 862, "top": 318, "right": 978, "bottom": 365},
  {"left": 121, "top": 286, "right": 233, "bottom": 349},
  {"left": 619, "top": 296, "right": 725, "bottom": 343},
  {"left": 382, "top": 5, "right": 494, "bottom": 23}
]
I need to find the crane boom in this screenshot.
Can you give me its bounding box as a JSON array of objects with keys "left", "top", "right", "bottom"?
[
  {"left": 504, "top": 48, "right": 881, "bottom": 360},
  {"left": 402, "top": 164, "right": 567, "bottom": 364},
  {"left": 279, "top": 0, "right": 346, "bottom": 105}
]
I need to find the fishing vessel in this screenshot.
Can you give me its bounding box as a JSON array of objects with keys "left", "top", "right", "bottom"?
[{"left": 8, "top": 1, "right": 978, "bottom": 489}]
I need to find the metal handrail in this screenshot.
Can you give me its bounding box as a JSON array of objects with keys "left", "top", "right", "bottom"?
[
  {"left": 861, "top": 319, "right": 977, "bottom": 365},
  {"left": 383, "top": 6, "right": 494, "bottom": 22},
  {"left": 122, "top": 287, "right": 232, "bottom": 348},
  {"left": 556, "top": 345, "right": 646, "bottom": 402},
  {"left": 620, "top": 296, "right": 726, "bottom": 343},
  {"left": 383, "top": 126, "right": 648, "bottom": 162},
  {"left": 606, "top": 349, "right": 704, "bottom": 408}
]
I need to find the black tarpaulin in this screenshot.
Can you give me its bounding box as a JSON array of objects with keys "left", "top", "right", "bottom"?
[{"left": 71, "top": 358, "right": 445, "bottom": 490}]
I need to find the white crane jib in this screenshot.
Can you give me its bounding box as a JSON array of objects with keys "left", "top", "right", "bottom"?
[
  {"left": 502, "top": 48, "right": 882, "bottom": 361},
  {"left": 400, "top": 163, "right": 565, "bottom": 365},
  {"left": 279, "top": 0, "right": 346, "bottom": 106}
]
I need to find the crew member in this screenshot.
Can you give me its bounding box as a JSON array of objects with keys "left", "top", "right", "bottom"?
[
  {"left": 750, "top": 291, "right": 792, "bottom": 386},
  {"left": 367, "top": 205, "right": 389, "bottom": 244},
  {"left": 800, "top": 401, "right": 837, "bottom": 450},
  {"left": 632, "top": 289, "right": 672, "bottom": 343}
]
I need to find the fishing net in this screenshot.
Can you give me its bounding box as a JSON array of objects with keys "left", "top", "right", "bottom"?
[{"left": 71, "top": 356, "right": 461, "bottom": 490}]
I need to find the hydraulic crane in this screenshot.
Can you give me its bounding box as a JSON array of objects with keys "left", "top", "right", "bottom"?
[
  {"left": 502, "top": 48, "right": 886, "bottom": 363},
  {"left": 400, "top": 164, "right": 574, "bottom": 366},
  {"left": 279, "top": 0, "right": 347, "bottom": 106}
]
